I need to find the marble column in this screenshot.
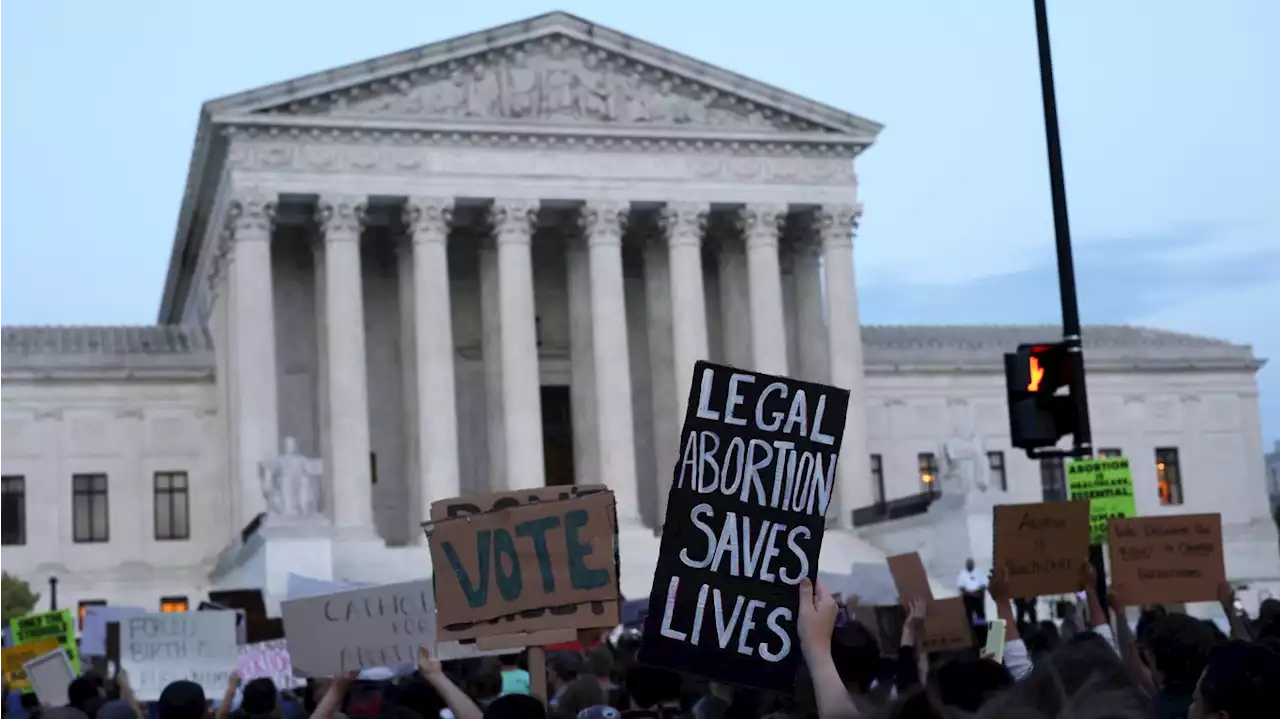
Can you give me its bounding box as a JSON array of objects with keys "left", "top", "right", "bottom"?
[
  {"left": 580, "top": 202, "right": 641, "bottom": 522},
  {"left": 717, "top": 236, "right": 753, "bottom": 368},
  {"left": 394, "top": 237, "right": 419, "bottom": 536},
  {"left": 225, "top": 189, "right": 280, "bottom": 526},
  {"left": 794, "top": 228, "right": 831, "bottom": 383},
  {"left": 403, "top": 198, "right": 462, "bottom": 524},
  {"left": 643, "top": 229, "right": 678, "bottom": 522},
  {"left": 488, "top": 199, "right": 545, "bottom": 489},
  {"left": 660, "top": 203, "right": 710, "bottom": 418},
  {"left": 819, "top": 205, "right": 873, "bottom": 524},
  {"left": 315, "top": 195, "right": 375, "bottom": 531},
  {"left": 478, "top": 237, "right": 506, "bottom": 487},
  {"left": 741, "top": 204, "right": 790, "bottom": 376},
  {"left": 565, "top": 233, "right": 598, "bottom": 485}
]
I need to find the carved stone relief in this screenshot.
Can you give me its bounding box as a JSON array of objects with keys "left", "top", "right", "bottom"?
[{"left": 266, "top": 37, "right": 829, "bottom": 134}]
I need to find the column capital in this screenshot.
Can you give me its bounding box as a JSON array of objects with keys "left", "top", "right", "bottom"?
[
  {"left": 403, "top": 198, "right": 455, "bottom": 246},
  {"left": 488, "top": 199, "right": 539, "bottom": 246},
  {"left": 815, "top": 204, "right": 863, "bottom": 250},
  {"left": 658, "top": 202, "right": 709, "bottom": 248},
  {"left": 316, "top": 194, "right": 368, "bottom": 242},
  {"left": 225, "top": 188, "right": 278, "bottom": 239},
  {"left": 738, "top": 204, "right": 788, "bottom": 250},
  {"left": 578, "top": 202, "right": 630, "bottom": 247}
]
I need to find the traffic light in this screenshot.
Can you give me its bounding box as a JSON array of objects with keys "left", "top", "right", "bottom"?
[{"left": 1004, "top": 342, "right": 1079, "bottom": 454}]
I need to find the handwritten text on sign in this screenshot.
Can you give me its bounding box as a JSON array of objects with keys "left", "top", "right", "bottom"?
[
  {"left": 1067, "top": 458, "right": 1137, "bottom": 544},
  {"left": 993, "top": 500, "right": 1091, "bottom": 598},
  {"left": 640, "top": 361, "right": 850, "bottom": 694},
  {"left": 120, "top": 612, "right": 239, "bottom": 701},
  {"left": 238, "top": 639, "right": 302, "bottom": 690},
  {"left": 281, "top": 578, "right": 435, "bottom": 676},
  {"left": 10, "top": 610, "right": 79, "bottom": 675},
  {"left": 1107, "top": 513, "right": 1226, "bottom": 606},
  {"left": 430, "top": 491, "right": 617, "bottom": 631}
]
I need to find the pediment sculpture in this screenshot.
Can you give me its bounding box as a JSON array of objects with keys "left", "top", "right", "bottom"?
[{"left": 271, "top": 37, "right": 824, "bottom": 134}]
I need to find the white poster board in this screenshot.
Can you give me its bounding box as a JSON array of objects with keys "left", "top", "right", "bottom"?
[
  {"left": 24, "top": 648, "right": 75, "bottom": 707},
  {"left": 120, "top": 612, "right": 239, "bottom": 701},
  {"left": 81, "top": 606, "right": 146, "bottom": 657}
]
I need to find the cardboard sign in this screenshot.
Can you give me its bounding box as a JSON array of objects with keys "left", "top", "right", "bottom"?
[
  {"left": 281, "top": 578, "right": 436, "bottom": 676},
  {"left": 993, "top": 500, "right": 1091, "bottom": 598},
  {"left": 120, "top": 612, "right": 239, "bottom": 701},
  {"left": 238, "top": 639, "right": 303, "bottom": 690},
  {"left": 1067, "top": 458, "right": 1137, "bottom": 544},
  {"left": 24, "top": 648, "right": 75, "bottom": 707},
  {"left": 639, "top": 361, "right": 850, "bottom": 693},
  {"left": 2, "top": 637, "right": 61, "bottom": 692},
  {"left": 10, "top": 610, "right": 79, "bottom": 674},
  {"left": 81, "top": 607, "right": 145, "bottom": 657},
  {"left": 887, "top": 553, "right": 934, "bottom": 606},
  {"left": 1107, "top": 513, "right": 1226, "bottom": 606},
  {"left": 428, "top": 488, "right": 621, "bottom": 644},
  {"left": 919, "top": 597, "right": 973, "bottom": 654}
]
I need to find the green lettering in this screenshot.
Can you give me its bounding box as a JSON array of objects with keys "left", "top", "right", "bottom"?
[
  {"left": 565, "top": 509, "right": 608, "bottom": 590},
  {"left": 516, "top": 516, "right": 561, "bottom": 594},
  {"left": 493, "top": 528, "right": 522, "bottom": 601},
  {"left": 443, "top": 532, "right": 491, "bottom": 609}
]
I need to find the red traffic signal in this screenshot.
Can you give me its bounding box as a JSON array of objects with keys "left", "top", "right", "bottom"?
[{"left": 1004, "top": 342, "right": 1079, "bottom": 454}]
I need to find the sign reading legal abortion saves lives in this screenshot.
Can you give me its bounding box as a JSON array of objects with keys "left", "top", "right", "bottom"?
[
  {"left": 639, "top": 361, "right": 850, "bottom": 693},
  {"left": 281, "top": 579, "right": 436, "bottom": 676},
  {"left": 119, "top": 612, "right": 239, "bottom": 701}
]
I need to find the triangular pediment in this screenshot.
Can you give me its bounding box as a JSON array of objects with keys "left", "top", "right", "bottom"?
[{"left": 207, "top": 12, "right": 881, "bottom": 139}]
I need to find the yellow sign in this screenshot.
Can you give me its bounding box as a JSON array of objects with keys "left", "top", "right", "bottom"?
[
  {"left": 2, "top": 637, "right": 62, "bottom": 692},
  {"left": 1067, "top": 457, "right": 1137, "bottom": 544},
  {"left": 10, "top": 609, "right": 79, "bottom": 675}
]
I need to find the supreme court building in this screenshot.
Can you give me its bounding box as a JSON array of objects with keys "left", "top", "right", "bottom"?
[{"left": 5, "top": 12, "right": 1278, "bottom": 611}]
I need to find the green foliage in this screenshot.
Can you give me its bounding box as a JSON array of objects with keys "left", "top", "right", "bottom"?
[{"left": 1, "top": 572, "right": 41, "bottom": 624}]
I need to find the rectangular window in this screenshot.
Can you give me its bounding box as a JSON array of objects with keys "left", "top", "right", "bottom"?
[
  {"left": 77, "top": 600, "right": 106, "bottom": 630},
  {"left": 1098, "top": 448, "right": 1124, "bottom": 458},
  {"left": 1156, "top": 448, "right": 1184, "bottom": 506},
  {"left": 153, "top": 472, "right": 191, "bottom": 541},
  {"left": 72, "top": 474, "right": 110, "bottom": 543},
  {"left": 160, "top": 596, "right": 189, "bottom": 613},
  {"left": 870, "top": 455, "right": 885, "bottom": 505},
  {"left": 2, "top": 476, "right": 26, "bottom": 546},
  {"left": 987, "top": 451, "right": 1008, "bottom": 491},
  {"left": 918, "top": 453, "right": 939, "bottom": 495},
  {"left": 1039, "top": 457, "right": 1067, "bottom": 501}
]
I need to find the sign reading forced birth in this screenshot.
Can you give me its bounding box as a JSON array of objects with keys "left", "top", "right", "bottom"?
[
  {"left": 639, "top": 361, "right": 850, "bottom": 693},
  {"left": 428, "top": 488, "right": 620, "bottom": 644},
  {"left": 1067, "top": 457, "right": 1137, "bottom": 544}
]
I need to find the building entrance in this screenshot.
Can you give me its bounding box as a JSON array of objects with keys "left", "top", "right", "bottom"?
[{"left": 541, "top": 385, "right": 576, "bottom": 486}]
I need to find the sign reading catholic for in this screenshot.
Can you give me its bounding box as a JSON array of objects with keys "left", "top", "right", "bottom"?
[{"left": 640, "top": 361, "right": 850, "bottom": 693}]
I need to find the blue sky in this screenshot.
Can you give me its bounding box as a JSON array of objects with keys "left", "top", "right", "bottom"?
[{"left": 4, "top": 1, "right": 1278, "bottom": 444}]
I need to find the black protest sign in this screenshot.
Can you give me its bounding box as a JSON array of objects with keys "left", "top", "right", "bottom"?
[{"left": 638, "top": 361, "right": 850, "bottom": 693}]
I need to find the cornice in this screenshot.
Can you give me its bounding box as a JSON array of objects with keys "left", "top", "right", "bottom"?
[
  {"left": 866, "top": 358, "right": 1265, "bottom": 377},
  {"left": 1, "top": 368, "right": 217, "bottom": 383}
]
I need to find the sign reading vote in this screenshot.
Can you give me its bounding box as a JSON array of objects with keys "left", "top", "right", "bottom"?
[
  {"left": 1107, "top": 513, "right": 1226, "bottom": 606},
  {"left": 429, "top": 490, "right": 618, "bottom": 638},
  {"left": 120, "top": 612, "right": 239, "bottom": 701},
  {"left": 639, "top": 361, "right": 850, "bottom": 693},
  {"left": 1067, "top": 457, "right": 1137, "bottom": 544}
]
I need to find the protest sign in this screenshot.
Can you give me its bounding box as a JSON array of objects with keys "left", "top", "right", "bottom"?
[
  {"left": 24, "top": 648, "right": 75, "bottom": 707},
  {"left": 639, "top": 361, "right": 850, "bottom": 693},
  {"left": 1067, "top": 458, "right": 1137, "bottom": 544},
  {"left": 10, "top": 610, "right": 79, "bottom": 674},
  {"left": 886, "top": 553, "right": 934, "bottom": 606},
  {"left": 1108, "top": 513, "right": 1226, "bottom": 606},
  {"left": 427, "top": 483, "right": 622, "bottom": 639},
  {"left": 120, "top": 611, "right": 238, "bottom": 701},
  {"left": 993, "top": 500, "right": 1090, "bottom": 598},
  {"left": 918, "top": 597, "right": 973, "bottom": 654},
  {"left": 81, "top": 606, "right": 145, "bottom": 657},
  {"left": 238, "top": 639, "right": 303, "bottom": 690},
  {"left": 1, "top": 637, "right": 61, "bottom": 692},
  {"left": 430, "top": 490, "right": 618, "bottom": 633}
]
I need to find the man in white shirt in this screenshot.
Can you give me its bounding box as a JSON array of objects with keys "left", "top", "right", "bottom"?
[{"left": 957, "top": 558, "right": 987, "bottom": 625}]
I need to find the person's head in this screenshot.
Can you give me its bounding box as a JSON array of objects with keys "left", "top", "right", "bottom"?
[
  {"left": 67, "top": 676, "right": 105, "bottom": 714},
  {"left": 1142, "top": 613, "right": 1217, "bottom": 695},
  {"left": 497, "top": 653, "right": 521, "bottom": 670},
  {"left": 1189, "top": 639, "right": 1280, "bottom": 719},
  {"left": 933, "top": 656, "right": 1013, "bottom": 712},
  {"left": 965, "top": 558, "right": 975, "bottom": 572},
  {"left": 548, "top": 652, "right": 582, "bottom": 691},
  {"left": 157, "top": 680, "right": 207, "bottom": 719},
  {"left": 620, "top": 665, "right": 681, "bottom": 710},
  {"left": 556, "top": 675, "right": 606, "bottom": 717},
  {"left": 980, "top": 636, "right": 1152, "bottom": 718},
  {"left": 239, "top": 678, "right": 278, "bottom": 716},
  {"left": 482, "top": 694, "right": 545, "bottom": 719},
  {"left": 584, "top": 648, "right": 613, "bottom": 681},
  {"left": 829, "top": 620, "right": 882, "bottom": 694},
  {"left": 468, "top": 659, "right": 503, "bottom": 701}
]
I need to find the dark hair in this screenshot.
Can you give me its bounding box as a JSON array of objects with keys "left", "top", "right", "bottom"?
[
  {"left": 979, "top": 634, "right": 1152, "bottom": 719},
  {"left": 548, "top": 652, "right": 582, "bottom": 683},
  {"left": 482, "top": 694, "right": 545, "bottom": 719},
  {"left": 584, "top": 647, "right": 613, "bottom": 679},
  {"left": 621, "top": 665, "right": 681, "bottom": 709},
  {"left": 157, "top": 680, "right": 207, "bottom": 719},
  {"left": 1142, "top": 613, "right": 1215, "bottom": 694},
  {"left": 933, "top": 656, "right": 1013, "bottom": 712},
  {"left": 829, "top": 620, "right": 881, "bottom": 693},
  {"left": 1196, "top": 639, "right": 1280, "bottom": 719},
  {"left": 67, "top": 677, "right": 102, "bottom": 711},
  {"left": 468, "top": 658, "right": 503, "bottom": 701},
  {"left": 556, "top": 675, "right": 605, "bottom": 717},
  {"left": 239, "top": 677, "right": 277, "bottom": 715},
  {"left": 497, "top": 653, "right": 521, "bottom": 668}
]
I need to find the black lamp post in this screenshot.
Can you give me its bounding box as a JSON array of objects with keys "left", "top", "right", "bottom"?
[{"left": 48, "top": 576, "right": 58, "bottom": 611}]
